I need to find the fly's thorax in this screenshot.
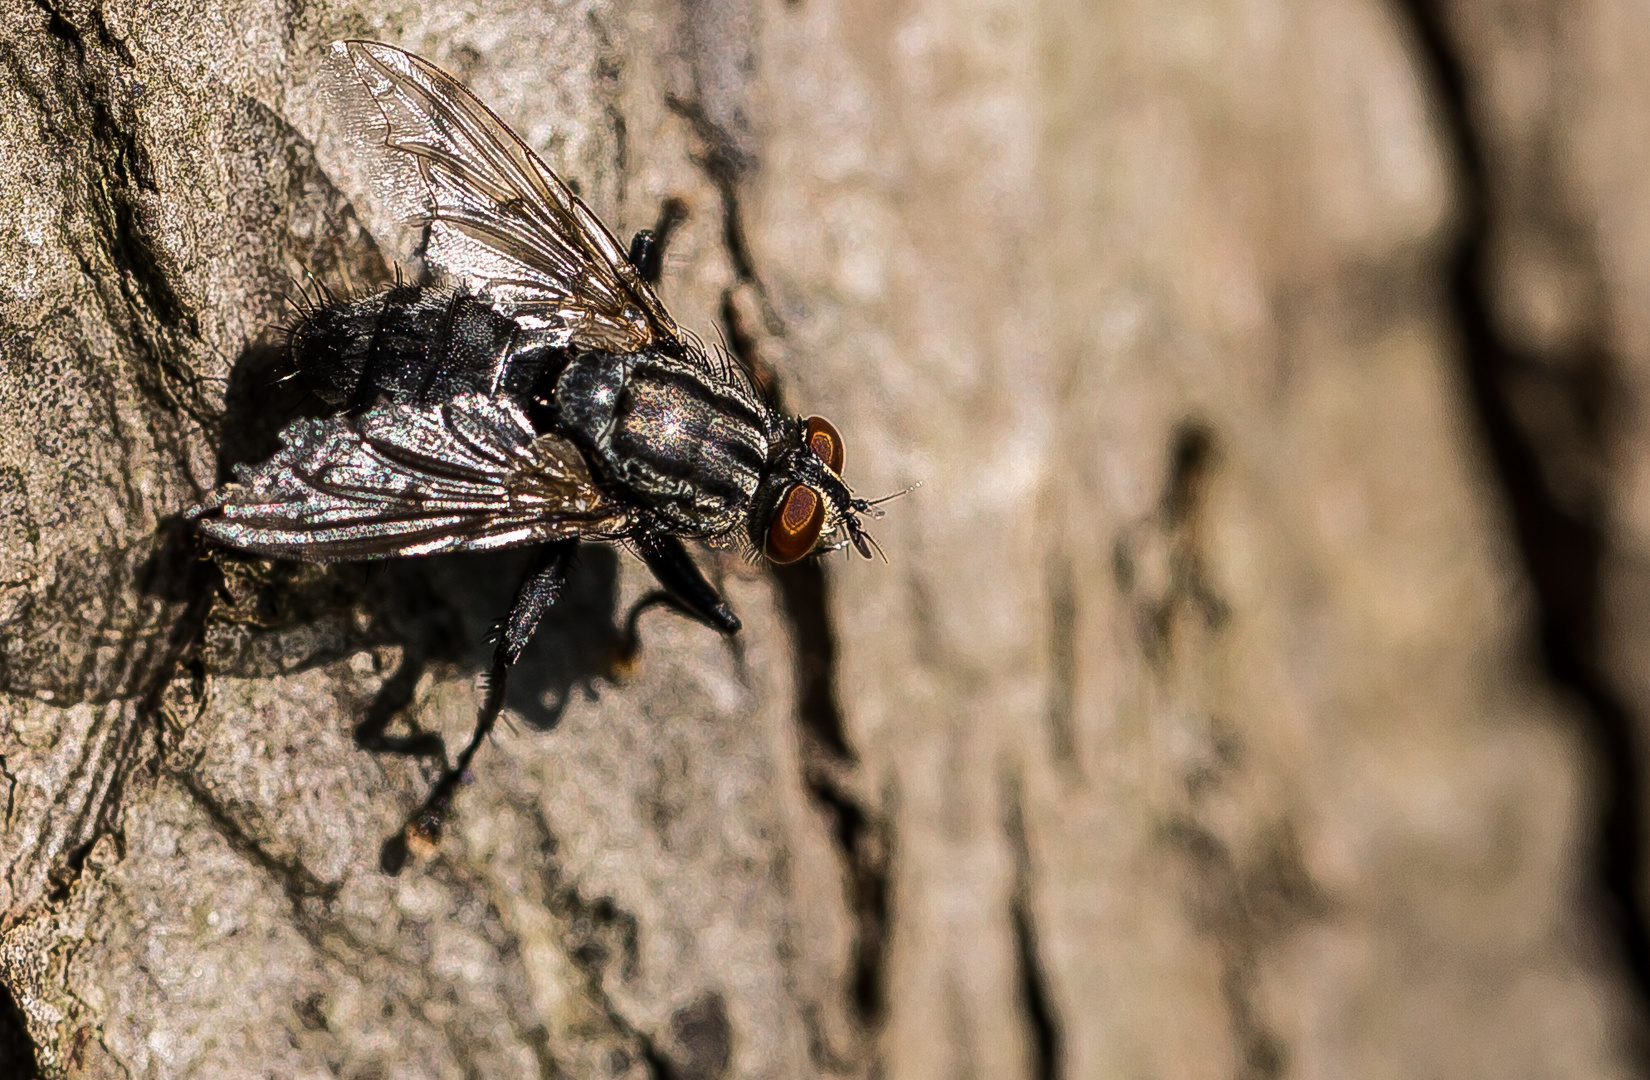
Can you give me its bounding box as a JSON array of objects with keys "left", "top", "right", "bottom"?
[{"left": 551, "top": 347, "right": 774, "bottom": 534}]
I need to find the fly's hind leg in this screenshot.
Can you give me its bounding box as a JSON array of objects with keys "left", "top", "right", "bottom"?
[
  {"left": 627, "top": 197, "right": 689, "bottom": 286},
  {"left": 388, "top": 539, "right": 578, "bottom": 869}
]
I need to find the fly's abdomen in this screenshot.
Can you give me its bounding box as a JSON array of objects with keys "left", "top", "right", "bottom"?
[
  {"left": 292, "top": 285, "right": 558, "bottom": 409},
  {"left": 552, "top": 349, "right": 771, "bottom": 533}
]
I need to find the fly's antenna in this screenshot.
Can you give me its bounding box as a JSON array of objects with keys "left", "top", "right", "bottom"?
[
  {"left": 837, "top": 496, "right": 886, "bottom": 562},
  {"left": 846, "top": 515, "right": 885, "bottom": 561},
  {"left": 861, "top": 481, "right": 921, "bottom": 514},
  {"left": 830, "top": 483, "right": 918, "bottom": 561}
]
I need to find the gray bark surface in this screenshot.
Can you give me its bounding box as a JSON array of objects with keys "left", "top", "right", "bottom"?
[{"left": 0, "top": 0, "right": 1645, "bottom": 1077}]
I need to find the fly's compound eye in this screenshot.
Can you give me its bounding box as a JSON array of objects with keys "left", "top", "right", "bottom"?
[
  {"left": 804, "top": 415, "right": 845, "bottom": 474},
  {"left": 766, "top": 484, "right": 827, "bottom": 563}
]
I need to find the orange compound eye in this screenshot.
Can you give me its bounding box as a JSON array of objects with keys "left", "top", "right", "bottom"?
[
  {"left": 766, "top": 484, "right": 826, "bottom": 563},
  {"left": 804, "top": 415, "right": 845, "bottom": 474}
]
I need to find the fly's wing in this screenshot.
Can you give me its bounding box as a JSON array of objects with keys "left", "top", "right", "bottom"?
[
  {"left": 191, "top": 395, "right": 628, "bottom": 559},
  {"left": 333, "top": 40, "right": 680, "bottom": 353}
]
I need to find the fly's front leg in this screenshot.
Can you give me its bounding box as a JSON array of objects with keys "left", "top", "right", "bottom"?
[
  {"left": 631, "top": 533, "right": 741, "bottom": 635},
  {"left": 627, "top": 197, "right": 689, "bottom": 286},
  {"left": 392, "top": 539, "right": 578, "bottom": 865}
]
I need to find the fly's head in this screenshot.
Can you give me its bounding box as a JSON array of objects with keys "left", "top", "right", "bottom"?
[{"left": 752, "top": 415, "right": 882, "bottom": 564}]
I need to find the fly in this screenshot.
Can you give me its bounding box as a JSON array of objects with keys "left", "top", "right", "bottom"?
[{"left": 189, "top": 41, "right": 883, "bottom": 853}]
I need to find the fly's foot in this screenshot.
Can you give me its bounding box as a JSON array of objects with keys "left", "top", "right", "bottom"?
[{"left": 381, "top": 774, "right": 461, "bottom": 874}]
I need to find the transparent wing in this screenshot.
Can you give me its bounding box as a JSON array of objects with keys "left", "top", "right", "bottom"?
[
  {"left": 191, "top": 394, "right": 629, "bottom": 559},
  {"left": 334, "top": 39, "right": 680, "bottom": 352}
]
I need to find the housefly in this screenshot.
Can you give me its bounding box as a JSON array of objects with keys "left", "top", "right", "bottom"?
[{"left": 189, "top": 41, "right": 881, "bottom": 851}]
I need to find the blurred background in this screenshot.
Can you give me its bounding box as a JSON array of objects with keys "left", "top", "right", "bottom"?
[{"left": 1, "top": 0, "right": 1649, "bottom": 1076}]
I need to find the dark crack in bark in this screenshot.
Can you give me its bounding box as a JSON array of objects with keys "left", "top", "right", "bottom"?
[
  {"left": 721, "top": 287, "right": 894, "bottom": 1045},
  {"left": 665, "top": 92, "right": 762, "bottom": 297},
  {"left": 769, "top": 555, "right": 892, "bottom": 1033},
  {"left": 670, "top": 28, "right": 896, "bottom": 1066},
  {"left": 1165, "top": 724, "right": 1333, "bottom": 1080},
  {"left": 639, "top": 996, "right": 733, "bottom": 1080},
  {"left": 21, "top": 0, "right": 218, "bottom": 436},
  {"left": 1002, "top": 775, "right": 1064, "bottom": 1080},
  {"left": 1043, "top": 552, "right": 1078, "bottom": 771},
  {"left": 1128, "top": 425, "right": 1334, "bottom": 1080},
  {"left": 1112, "top": 423, "right": 1229, "bottom": 670},
  {"left": 1163, "top": 818, "right": 1285, "bottom": 1080},
  {"left": 0, "top": 757, "right": 17, "bottom": 834},
  {"left": 1396, "top": 0, "right": 1650, "bottom": 1040},
  {"left": 526, "top": 807, "right": 714, "bottom": 1080}
]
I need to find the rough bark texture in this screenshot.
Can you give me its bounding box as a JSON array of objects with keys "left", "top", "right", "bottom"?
[{"left": 0, "top": 0, "right": 1646, "bottom": 1077}]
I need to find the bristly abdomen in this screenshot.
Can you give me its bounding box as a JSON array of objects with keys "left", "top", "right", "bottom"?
[{"left": 291, "top": 284, "right": 567, "bottom": 415}]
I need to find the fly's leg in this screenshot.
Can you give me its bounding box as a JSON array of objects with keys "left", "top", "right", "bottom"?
[
  {"left": 393, "top": 539, "right": 578, "bottom": 864},
  {"left": 627, "top": 197, "right": 689, "bottom": 286},
  {"left": 631, "top": 533, "right": 742, "bottom": 635}
]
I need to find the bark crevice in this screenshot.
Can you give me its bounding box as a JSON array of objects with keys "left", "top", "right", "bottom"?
[
  {"left": 675, "top": 55, "right": 896, "bottom": 1064},
  {"left": 1395, "top": 0, "right": 1650, "bottom": 1028},
  {"left": 1003, "top": 776, "right": 1063, "bottom": 1080}
]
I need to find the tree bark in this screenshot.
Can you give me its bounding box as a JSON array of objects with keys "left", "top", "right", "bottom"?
[{"left": 0, "top": 0, "right": 1643, "bottom": 1077}]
